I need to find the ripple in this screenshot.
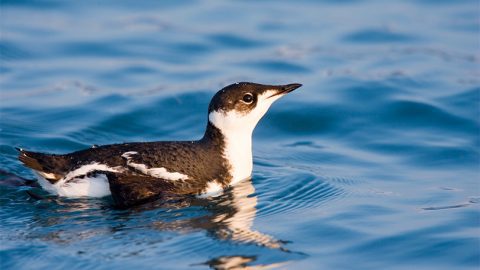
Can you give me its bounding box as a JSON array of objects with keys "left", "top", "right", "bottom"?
[
  {"left": 438, "top": 87, "right": 480, "bottom": 118},
  {"left": 343, "top": 28, "right": 417, "bottom": 43},
  {"left": 1, "top": 0, "right": 64, "bottom": 8},
  {"left": 170, "top": 41, "right": 212, "bottom": 54},
  {"left": 284, "top": 140, "right": 324, "bottom": 149},
  {"left": 336, "top": 83, "right": 407, "bottom": 104},
  {"left": 421, "top": 196, "right": 479, "bottom": 211},
  {"left": 58, "top": 41, "right": 129, "bottom": 58},
  {"left": 266, "top": 103, "right": 349, "bottom": 135},
  {"left": 246, "top": 60, "right": 310, "bottom": 73},
  {"left": 208, "top": 33, "right": 264, "bottom": 48},
  {"left": 362, "top": 140, "right": 480, "bottom": 168},
  {"left": 256, "top": 172, "right": 346, "bottom": 218},
  {"left": 380, "top": 99, "right": 478, "bottom": 132},
  {"left": 422, "top": 204, "right": 470, "bottom": 211},
  {"left": 0, "top": 41, "right": 33, "bottom": 61},
  {"left": 344, "top": 224, "right": 480, "bottom": 268}
]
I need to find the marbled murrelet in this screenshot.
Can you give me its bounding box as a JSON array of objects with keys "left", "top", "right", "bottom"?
[{"left": 17, "top": 82, "right": 302, "bottom": 207}]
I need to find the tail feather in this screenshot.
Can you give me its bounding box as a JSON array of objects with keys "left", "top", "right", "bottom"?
[
  {"left": 17, "top": 149, "right": 66, "bottom": 183},
  {"left": 18, "top": 151, "right": 44, "bottom": 171}
]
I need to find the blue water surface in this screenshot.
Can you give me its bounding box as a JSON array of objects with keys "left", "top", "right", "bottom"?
[{"left": 1, "top": 0, "right": 479, "bottom": 269}]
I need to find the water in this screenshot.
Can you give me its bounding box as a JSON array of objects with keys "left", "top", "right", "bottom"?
[{"left": 1, "top": 0, "right": 479, "bottom": 269}]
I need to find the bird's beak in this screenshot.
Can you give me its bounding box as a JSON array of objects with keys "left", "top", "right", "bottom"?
[{"left": 268, "top": 83, "right": 302, "bottom": 98}]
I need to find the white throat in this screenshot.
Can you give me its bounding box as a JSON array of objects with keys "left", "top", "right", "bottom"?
[
  {"left": 208, "top": 111, "right": 253, "bottom": 186},
  {"left": 207, "top": 90, "right": 283, "bottom": 186}
]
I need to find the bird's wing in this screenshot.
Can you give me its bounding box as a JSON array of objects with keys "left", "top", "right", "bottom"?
[{"left": 106, "top": 172, "right": 183, "bottom": 207}]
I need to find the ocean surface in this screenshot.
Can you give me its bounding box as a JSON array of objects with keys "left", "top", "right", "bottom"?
[{"left": 1, "top": 0, "right": 479, "bottom": 269}]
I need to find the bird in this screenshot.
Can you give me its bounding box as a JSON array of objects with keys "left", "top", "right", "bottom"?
[{"left": 17, "top": 82, "right": 302, "bottom": 207}]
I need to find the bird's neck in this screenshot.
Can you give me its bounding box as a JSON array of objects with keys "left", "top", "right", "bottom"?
[{"left": 203, "top": 121, "right": 253, "bottom": 186}]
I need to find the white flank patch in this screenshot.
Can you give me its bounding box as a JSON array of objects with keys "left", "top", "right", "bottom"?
[
  {"left": 56, "top": 174, "right": 111, "bottom": 198},
  {"left": 35, "top": 172, "right": 59, "bottom": 195},
  {"left": 122, "top": 151, "right": 189, "bottom": 181},
  {"left": 209, "top": 90, "right": 283, "bottom": 185},
  {"left": 35, "top": 162, "right": 120, "bottom": 198},
  {"left": 197, "top": 181, "right": 224, "bottom": 198}
]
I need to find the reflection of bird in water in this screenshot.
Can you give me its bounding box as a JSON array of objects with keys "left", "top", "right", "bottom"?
[
  {"left": 1, "top": 169, "right": 286, "bottom": 250},
  {"left": 2, "top": 170, "right": 299, "bottom": 269},
  {"left": 148, "top": 179, "right": 286, "bottom": 250},
  {"left": 201, "top": 255, "right": 288, "bottom": 270},
  {"left": 0, "top": 169, "right": 38, "bottom": 187},
  {"left": 203, "top": 255, "right": 257, "bottom": 270}
]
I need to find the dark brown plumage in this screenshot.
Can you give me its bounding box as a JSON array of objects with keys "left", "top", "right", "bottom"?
[{"left": 17, "top": 82, "right": 302, "bottom": 207}]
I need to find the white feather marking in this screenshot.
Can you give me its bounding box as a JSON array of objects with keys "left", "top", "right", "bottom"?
[
  {"left": 147, "top": 167, "right": 189, "bottom": 180},
  {"left": 34, "top": 163, "right": 120, "bottom": 198},
  {"left": 197, "top": 181, "right": 223, "bottom": 198},
  {"left": 121, "top": 151, "right": 138, "bottom": 158},
  {"left": 37, "top": 171, "right": 56, "bottom": 179},
  {"left": 129, "top": 162, "right": 189, "bottom": 180},
  {"left": 208, "top": 90, "right": 283, "bottom": 185},
  {"left": 63, "top": 163, "right": 119, "bottom": 181},
  {"left": 122, "top": 151, "right": 189, "bottom": 181}
]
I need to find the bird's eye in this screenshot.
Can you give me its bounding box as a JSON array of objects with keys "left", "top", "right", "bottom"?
[{"left": 242, "top": 93, "right": 254, "bottom": 104}]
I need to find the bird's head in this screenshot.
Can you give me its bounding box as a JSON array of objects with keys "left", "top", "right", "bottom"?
[{"left": 208, "top": 82, "right": 302, "bottom": 135}]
